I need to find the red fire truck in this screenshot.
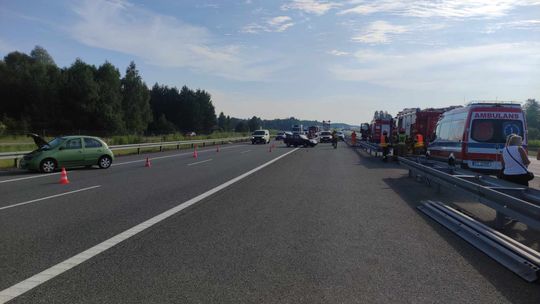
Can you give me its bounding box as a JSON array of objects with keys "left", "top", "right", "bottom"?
[
  {"left": 370, "top": 111, "right": 394, "bottom": 143},
  {"left": 396, "top": 106, "right": 461, "bottom": 142}
]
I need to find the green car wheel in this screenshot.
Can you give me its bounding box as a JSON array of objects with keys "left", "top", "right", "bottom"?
[
  {"left": 40, "top": 158, "right": 57, "bottom": 173},
  {"left": 98, "top": 156, "right": 112, "bottom": 169}
]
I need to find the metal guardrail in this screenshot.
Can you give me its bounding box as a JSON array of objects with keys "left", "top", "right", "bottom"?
[
  {"left": 399, "top": 156, "right": 540, "bottom": 231},
  {"left": 419, "top": 200, "right": 540, "bottom": 282},
  {"left": 0, "top": 137, "right": 250, "bottom": 165}
]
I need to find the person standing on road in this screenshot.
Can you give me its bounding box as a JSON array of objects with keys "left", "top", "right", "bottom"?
[
  {"left": 501, "top": 134, "right": 533, "bottom": 186},
  {"left": 351, "top": 131, "right": 357, "bottom": 146},
  {"left": 380, "top": 131, "right": 389, "bottom": 162}
]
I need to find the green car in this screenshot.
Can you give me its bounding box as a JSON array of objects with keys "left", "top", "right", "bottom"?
[{"left": 20, "top": 134, "right": 115, "bottom": 173}]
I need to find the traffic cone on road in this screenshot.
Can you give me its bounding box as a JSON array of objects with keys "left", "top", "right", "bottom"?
[
  {"left": 216, "top": 145, "right": 220, "bottom": 152},
  {"left": 145, "top": 157, "right": 151, "bottom": 168},
  {"left": 193, "top": 145, "right": 198, "bottom": 158},
  {"left": 269, "top": 145, "right": 272, "bottom": 152},
  {"left": 59, "top": 167, "right": 69, "bottom": 185}
]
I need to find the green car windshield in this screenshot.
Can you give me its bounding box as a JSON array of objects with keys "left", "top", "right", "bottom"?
[{"left": 43, "top": 137, "right": 64, "bottom": 150}]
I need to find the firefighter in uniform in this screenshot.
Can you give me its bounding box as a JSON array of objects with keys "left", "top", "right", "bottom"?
[
  {"left": 414, "top": 131, "right": 425, "bottom": 155},
  {"left": 351, "top": 131, "right": 357, "bottom": 146},
  {"left": 380, "top": 131, "right": 390, "bottom": 162},
  {"left": 395, "top": 128, "right": 407, "bottom": 159}
]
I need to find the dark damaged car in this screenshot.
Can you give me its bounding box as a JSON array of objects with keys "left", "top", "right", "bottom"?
[{"left": 284, "top": 133, "right": 318, "bottom": 148}]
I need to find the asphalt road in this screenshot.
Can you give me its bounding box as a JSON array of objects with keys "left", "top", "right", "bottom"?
[{"left": 1, "top": 141, "right": 539, "bottom": 303}]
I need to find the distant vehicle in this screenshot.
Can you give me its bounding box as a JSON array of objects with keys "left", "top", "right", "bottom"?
[
  {"left": 319, "top": 131, "right": 333, "bottom": 143},
  {"left": 251, "top": 129, "right": 270, "bottom": 144},
  {"left": 275, "top": 132, "right": 286, "bottom": 141},
  {"left": 307, "top": 126, "right": 320, "bottom": 139},
  {"left": 284, "top": 133, "right": 317, "bottom": 148},
  {"left": 336, "top": 131, "right": 345, "bottom": 141},
  {"left": 360, "top": 123, "right": 370, "bottom": 141},
  {"left": 428, "top": 102, "right": 527, "bottom": 170},
  {"left": 186, "top": 132, "right": 197, "bottom": 137},
  {"left": 20, "top": 134, "right": 114, "bottom": 173},
  {"left": 292, "top": 124, "right": 304, "bottom": 134},
  {"left": 370, "top": 112, "right": 394, "bottom": 144},
  {"left": 396, "top": 106, "right": 460, "bottom": 141}
]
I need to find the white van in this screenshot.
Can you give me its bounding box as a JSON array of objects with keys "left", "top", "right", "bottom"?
[{"left": 251, "top": 130, "right": 270, "bottom": 144}]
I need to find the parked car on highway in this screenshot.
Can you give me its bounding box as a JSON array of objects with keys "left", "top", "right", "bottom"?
[
  {"left": 275, "top": 132, "right": 286, "bottom": 141},
  {"left": 319, "top": 131, "right": 333, "bottom": 143},
  {"left": 336, "top": 131, "right": 345, "bottom": 141},
  {"left": 251, "top": 129, "right": 270, "bottom": 144},
  {"left": 20, "top": 134, "right": 115, "bottom": 173},
  {"left": 284, "top": 133, "right": 318, "bottom": 147}
]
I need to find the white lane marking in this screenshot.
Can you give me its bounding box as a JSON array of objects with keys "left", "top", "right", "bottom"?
[
  {"left": 0, "top": 148, "right": 299, "bottom": 303},
  {"left": 187, "top": 159, "right": 213, "bottom": 166},
  {"left": 0, "top": 173, "right": 60, "bottom": 184},
  {"left": 112, "top": 144, "right": 240, "bottom": 166},
  {"left": 0, "top": 144, "right": 245, "bottom": 184},
  {"left": 0, "top": 186, "right": 101, "bottom": 211},
  {"left": 240, "top": 150, "right": 252, "bottom": 154}
]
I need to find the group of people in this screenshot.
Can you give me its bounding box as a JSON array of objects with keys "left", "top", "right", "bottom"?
[{"left": 379, "top": 129, "right": 425, "bottom": 162}]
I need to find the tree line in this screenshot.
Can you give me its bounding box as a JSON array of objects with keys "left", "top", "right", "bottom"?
[{"left": 0, "top": 46, "right": 220, "bottom": 136}]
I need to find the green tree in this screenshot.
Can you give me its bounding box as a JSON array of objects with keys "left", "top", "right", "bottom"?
[
  {"left": 95, "top": 62, "right": 124, "bottom": 133},
  {"left": 235, "top": 121, "right": 248, "bottom": 132},
  {"left": 30, "top": 45, "right": 56, "bottom": 66},
  {"left": 217, "top": 112, "right": 226, "bottom": 131},
  {"left": 121, "top": 62, "right": 152, "bottom": 134},
  {"left": 61, "top": 59, "right": 99, "bottom": 131},
  {"left": 524, "top": 99, "right": 540, "bottom": 130},
  {"left": 248, "top": 116, "right": 262, "bottom": 131}
]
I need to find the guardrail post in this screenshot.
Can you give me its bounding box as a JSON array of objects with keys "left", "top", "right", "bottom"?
[
  {"left": 137, "top": 148, "right": 140, "bottom": 154},
  {"left": 160, "top": 145, "right": 163, "bottom": 152},
  {"left": 203, "top": 142, "right": 205, "bottom": 147},
  {"left": 191, "top": 143, "right": 194, "bottom": 148},
  {"left": 14, "top": 157, "right": 18, "bottom": 168},
  {"left": 177, "top": 144, "right": 180, "bottom": 150}
]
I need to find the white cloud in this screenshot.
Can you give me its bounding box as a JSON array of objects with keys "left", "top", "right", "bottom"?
[
  {"left": 281, "top": 0, "right": 341, "bottom": 15},
  {"left": 242, "top": 16, "right": 295, "bottom": 33},
  {"left": 352, "top": 21, "right": 408, "bottom": 44},
  {"left": 69, "top": 0, "right": 281, "bottom": 81},
  {"left": 328, "top": 49, "right": 349, "bottom": 56},
  {"left": 484, "top": 19, "right": 540, "bottom": 33},
  {"left": 331, "top": 43, "right": 540, "bottom": 91},
  {"left": 340, "top": 0, "right": 540, "bottom": 19}
]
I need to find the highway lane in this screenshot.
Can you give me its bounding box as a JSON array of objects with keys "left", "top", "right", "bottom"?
[
  {"left": 4, "top": 142, "right": 540, "bottom": 303},
  {"left": 0, "top": 141, "right": 291, "bottom": 293}
]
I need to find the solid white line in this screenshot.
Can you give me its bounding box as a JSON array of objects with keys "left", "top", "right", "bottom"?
[
  {"left": 0, "top": 148, "right": 299, "bottom": 303},
  {"left": 187, "top": 159, "right": 213, "bottom": 166},
  {"left": 0, "top": 173, "right": 60, "bottom": 184},
  {"left": 0, "top": 186, "right": 102, "bottom": 211},
  {"left": 0, "top": 144, "right": 245, "bottom": 184},
  {"left": 240, "top": 150, "right": 252, "bottom": 154}
]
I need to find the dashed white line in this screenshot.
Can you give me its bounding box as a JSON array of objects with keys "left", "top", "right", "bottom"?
[
  {"left": 0, "top": 148, "right": 299, "bottom": 303},
  {"left": 240, "top": 150, "right": 252, "bottom": 154},
  {"left": 187, "top": 159, "right": 213, "bottom": 166},
  {"left": 0, "top": 185, "right": 101, "bottom": 211}
]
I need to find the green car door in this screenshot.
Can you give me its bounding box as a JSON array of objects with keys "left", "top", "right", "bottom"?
[
  {"left": 83, "top": 137, "right": 104, "bottom": 165},
  {"left": 57, "top": 138, "right": 85, "bottom": 167}
]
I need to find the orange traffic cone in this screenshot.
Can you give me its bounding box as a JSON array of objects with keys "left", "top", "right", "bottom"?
[
  {"left": 193, "top": 145, "right": 198, "bottom": 158},
  {"left": 216, "top": 145, "right": 220, "bottom": 152},
  {"left": 269, "top": 145, "right": 272, "bottom": 152},
  {"left": 59, "top": 167, "right": 69, "bottom": 184},
  {"left": 145, "top": 157, "right": 151, "bottom": 168}
]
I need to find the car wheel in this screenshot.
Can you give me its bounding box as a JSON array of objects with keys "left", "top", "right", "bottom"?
[
  {"left": 98, "top": 156, "right": 112, "bottom": 169},
  {"left": 303, "top": 143, "right": 308, "bottom": 148},
  {"left": 286, "top": 143, "right": 291, "bottom": 147},
  {"left": 40, "top": 158, "right": 57, "bottom": 173}
]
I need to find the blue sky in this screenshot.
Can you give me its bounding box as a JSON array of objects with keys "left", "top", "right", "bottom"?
[{"left": 1, "top": 0, "right": 539, "bottom": 124}]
